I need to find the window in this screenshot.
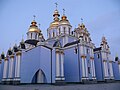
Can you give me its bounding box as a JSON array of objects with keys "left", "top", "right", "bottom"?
[
  {"left": 49, "top": 33, "right": 51, "bottom": 38},
  {"left": 59, "top": 28, "right": 60, "bottom": 35},
  {"left": 31, "top": 33, "right": 32, "bottom": 39},
  {"left": 53, "top": 32, "right": 55, "bottom": 37},
  {"left": 35, "top": 33, "right": 37, "bottom": 39},
  {"left": 85, "top": 37, "right": 87, "bottom": 42},
  {"left": 97, "top": 54, "right": 100, "bottom": 59},
  {"left": 74, "top": 47, "right": 78, "bottom": 54},
  {"left": 63, "top": 27, "right": 66, "bottom": 34},
  {"left": 88, "top": 67, "right": 91, "bottom": 74},
  {"left": 87, "top": 49, "right": 89, "bottom": 54},
  {"left": 69, "top": 28, "right": 71, "bottom": 35}
]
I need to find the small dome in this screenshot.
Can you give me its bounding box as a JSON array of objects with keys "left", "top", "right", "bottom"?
[
  {"left": 50, "top": 21, "right": 59, "bottom": 28},
  {"left": 49, "top": 9, "right": 60, "bottom": 28},
  {"left": 53, "top": 40, "right": 62, "bottom": 48},
  {"left": 53, "top": 10, "right": 60, "bottom": 17},
  {"left": 59, "top": 15, "right": 70, "bottom": 25},
  {"left": 28, "top": 20, "right": 40, "bottom": 33},
  {"left": 80, "top": 23, "right": 85, "bottom": 29}
]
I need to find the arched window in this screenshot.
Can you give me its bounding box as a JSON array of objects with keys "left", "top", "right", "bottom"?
[
  {"left": 63, "top": 27, "right": 66, "bottom": 34},
  {"left": 49, "top": 33, "right": 51, "bottom": 38},
  {"left": 35, "top": 33, "right": 37, "bottom": 39},
  {"left": 53, "top": 32, "right": 55, "bottom": 37},
  {"left": 31, "top": 33, "right": 32, "bottom": 39},
  {"left": 69, "top": 28, "right": 71, "bottom": 35},
  {"left": 59, "top": 28, "right": 61, "bottom": 35}
]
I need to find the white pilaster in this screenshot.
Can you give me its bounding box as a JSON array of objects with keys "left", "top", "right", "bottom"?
[
  {"left": 8, "top": 55, "right": 14, "bottom": 79},
  {"left": 56, "top": 50, "right": 60, "bottom": 80},
  {"left": 92, "top": 60, "right": 96, "bottom": 78},
  {"left": 109, "top": 62, "right": 114, "bottom": 78},
  {"left": 61, "top": 51, "right": 64, "bottom": 80},
  {"left": 15, "top": 51, "right": 21, "bottom": 81},
  {"left": 3, "top": 58, "right": 8, "bottom": 80},
  {"left": 84, "top": 58, "right": 88, "bottom": 77},
  {"left": 81, "top": 57, "right": 85, "bottom": 77},
  {"left": 90, "top": 59, "right": 93, "bottom": 77},
  {"left": 118, "top": 63, "right": 120, "bottom": 74}
]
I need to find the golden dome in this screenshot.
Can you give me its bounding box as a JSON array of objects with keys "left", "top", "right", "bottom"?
[
  {"left": 49, "top": 9, "right": 60, "bottom": 28},
  {"left": 80, "top": 23, "right": 85, "bottom": 28},
  {"left": 28, "top": 20, "right": 40, "bottom": 33},
  {"left": 50, "top": 21, "right": 59, "bottom": 28},
  {"left": 53, "top": 10, "right": 60, "bottom": 17},
  {"left": 59, "top": 15, "right": 70, "bottom": 25}
]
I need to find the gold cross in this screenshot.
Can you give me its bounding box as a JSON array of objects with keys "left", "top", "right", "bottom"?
[
  {"left": 33, "top": 15, "right": 36, "bottom": 20},
  {"left": 63, "top": 9, "right": 65, "bottom": 15},
  {"left": 55, "top": 2, "right": 58, "bottom": 9}
]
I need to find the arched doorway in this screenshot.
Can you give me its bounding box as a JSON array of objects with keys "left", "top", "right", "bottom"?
[{"left": 31, "top": 69, "right": 47, "bottom": 83}]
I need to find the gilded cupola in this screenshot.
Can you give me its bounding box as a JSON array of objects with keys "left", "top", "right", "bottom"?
[
  {"left": 49, "top": 3, "right": 60, "bottom": 28},
  {"left": 49, "top": 9, "right": 60, "bottom": 28},
  {"left": 28, "top": 20, "right": 40, "bottom": 33},
  {"left": 59, "top": 9, "right": 70, "bottom": 25}
]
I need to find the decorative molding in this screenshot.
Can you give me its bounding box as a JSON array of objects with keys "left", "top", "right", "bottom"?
[{"left": 16, "top": 51, "right": 22, "bottom": 56}]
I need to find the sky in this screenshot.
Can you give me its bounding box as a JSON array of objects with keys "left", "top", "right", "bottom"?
[{"left": 0, "top": 0, "right": 120, "bottom": 59}]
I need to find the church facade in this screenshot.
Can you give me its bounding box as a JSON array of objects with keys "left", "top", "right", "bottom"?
[{"left": 0, "top": 7, "right": 120, "bottom": 84}]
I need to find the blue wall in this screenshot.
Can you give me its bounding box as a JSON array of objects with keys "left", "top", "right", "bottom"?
[
  {"left": 20, "top": 45, "right": 55, "bottom": 83},
  {"left": 94, "top": 52, "right": 104, "bottom": 81},
  {"left": 112, "top": 62, "right": 120, "bottom": 80},
  {"left": 64, "top": 46, "right": 80, "bottom": 82}
]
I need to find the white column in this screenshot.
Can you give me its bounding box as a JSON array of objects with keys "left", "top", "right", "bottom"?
[
  {"left": 15, "top": 56, "right": 18, "bottom": 78},
  {"left": 3, "top": 58, "right": 8, "bottom": 80},
  {"left": 109, "top": 62, "right": 114, "bottom": 78},
  {"left": 15, "top": 51, "right": 21, "bottom": 81},
  {"left": 61, "top": 51, "right": 64, "bottom": 80},
  {"left": 92, "top": 59, "right": 96, "bottom": 78},
  {"left": 81, "top": 57, "right": 85, "bottom": 78},
  {"left": 84, "top": 58, "right": 88, "bottom": 78},
  {"left": 8, "top": 55, "right": 14, "bottom": 80},
  {"left": 56, "top": 50, "right": 60, "bottom": 80},
  {"left": 90, "top": 59, "right": 93, "bottom": 78},
  {"left": 103, "top": 61, "right": 107, "bottom": 78},
  {"left": 17, "top": 55, "right": 21, "bottom": 77},
  {"left": 118, "top": 63, "right": 120, "bottom": 74},
  {"left": 105, "top": 62, "right": 109, "bottom": 77}
]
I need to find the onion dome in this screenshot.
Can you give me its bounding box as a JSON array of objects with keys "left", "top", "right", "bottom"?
[
  {"left": 28, "top": 20, "right": 40, "bottom": 33},
  {"left": 1, "top": 52, "right": 5, "bottom": 59},
  {"left": 49, "top": 9, "right": 60, "bottom": 28},
  {"left": 53, "top": 40, "right": 62, "bottom": 48},
  {"left": 59, "top": 15, "right": 70, "bottom": 25},
  {"left": 59, "top": 9, "right": 70, "bottom": 25},
  {"left": 7, "top": 47, "right": 13, "bottom": 55},
  {"left": 78, "top": 23, "right": 86, "bottom": 30}
]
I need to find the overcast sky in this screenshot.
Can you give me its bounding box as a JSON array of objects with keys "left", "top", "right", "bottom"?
[{"left": 0, "top": 0, "right": 120, "bottom": 59}]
